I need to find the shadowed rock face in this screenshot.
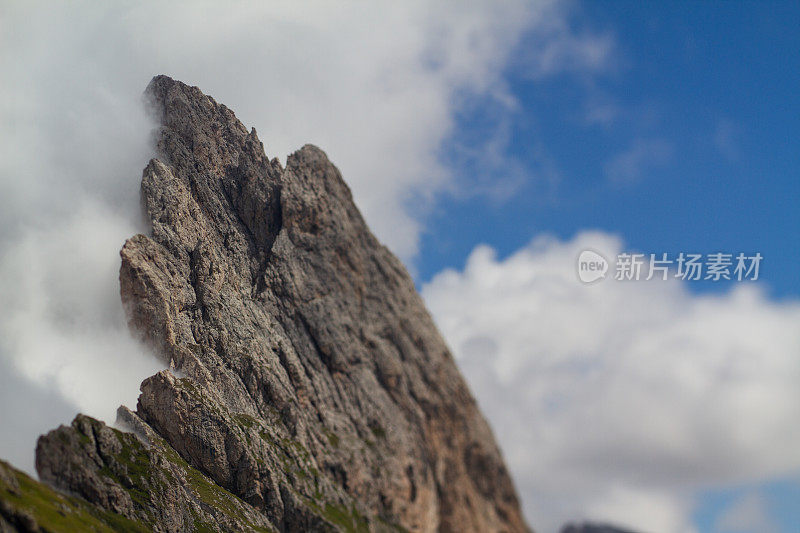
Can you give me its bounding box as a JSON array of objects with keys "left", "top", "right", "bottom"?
[{"left": 31, "top": 76, "right": 530, "bottom": 532}]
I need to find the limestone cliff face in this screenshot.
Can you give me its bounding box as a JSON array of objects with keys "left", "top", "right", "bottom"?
[{"left": 28, "top": 76, "right": 529, "bottom": 533}]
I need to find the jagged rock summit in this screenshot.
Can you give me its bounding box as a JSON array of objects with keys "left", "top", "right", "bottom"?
[{"left": 5, "top": 76, "right": 530, "bottom": 532}]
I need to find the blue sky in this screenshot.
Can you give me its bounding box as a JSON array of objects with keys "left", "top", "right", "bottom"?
[
  {"left": 419, "top": 1, "right": 799, "bottom": 301},
  {"left": 417, "top": 2, "right": 799, "bottom": 531}
]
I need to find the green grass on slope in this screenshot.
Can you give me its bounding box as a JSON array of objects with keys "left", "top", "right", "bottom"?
[{"left": 0, "top": 460, "right": 149, "bottom": 532}]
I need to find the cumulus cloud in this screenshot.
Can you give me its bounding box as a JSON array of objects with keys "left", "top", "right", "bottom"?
[
  {"left": 422, "top": 232, "right": 800, "bottom": 532},
  {"left": 0, "top": 0, "right": 613, "bottom": 475}
]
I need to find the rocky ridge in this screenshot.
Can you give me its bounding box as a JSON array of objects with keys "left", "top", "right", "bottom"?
[{"left": 2, "top": 76, "right": 529, "bottom": 533}]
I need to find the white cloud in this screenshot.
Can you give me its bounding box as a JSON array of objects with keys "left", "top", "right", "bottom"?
[
  {"left": 422, "top": 232, "right": 800, "bottom": 532},
  {"left": 585, "top": 486, "right": 695, "bottom": 533},
  {"left": 0, "top": 203, "right": 164, "bottom": 434},
  {"left": 0, "top": 356, "right": 79, "bottom": 474},
  {"left": 605, "top": 138, "right": 673, "bottom": 184},
  {"left": 519, "top": 15, "right": 615, "bottom": 79}
]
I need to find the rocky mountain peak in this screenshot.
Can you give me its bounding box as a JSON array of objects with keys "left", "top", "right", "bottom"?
[{"left": 3, "top": 76, "right": 529, "bottom": 533}]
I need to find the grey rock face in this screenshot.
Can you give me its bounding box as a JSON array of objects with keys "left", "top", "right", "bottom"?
[
  {"left": 36, "top": 413, "right": 273, "bottom": 532},
  {"left": 31, "top": 75, "right": 529, "bottom": 532}
]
